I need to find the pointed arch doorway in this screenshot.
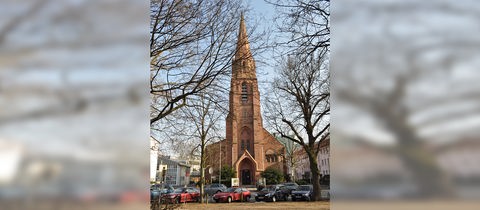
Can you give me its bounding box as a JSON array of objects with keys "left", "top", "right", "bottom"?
[{"left": 239, "top": 158, "right": 255, "bottom": 185}]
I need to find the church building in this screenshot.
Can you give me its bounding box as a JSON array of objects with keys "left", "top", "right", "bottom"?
[{"left": 205, "top": 15, "right": 286, "bottom": 186}]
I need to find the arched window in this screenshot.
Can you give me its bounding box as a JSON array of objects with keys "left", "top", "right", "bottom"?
[
  {"left": 265, "top": 150, "right": 276, "bottom": 163},
  {"left": 241, "top": 83, "right": 248, "bottom": 102},
  {"left": 240, "top": 127, "right": 253, "bottom": 155}
]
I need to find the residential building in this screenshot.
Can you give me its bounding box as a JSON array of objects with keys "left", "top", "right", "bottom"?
[
  {"left": 150, "top": 137, "right": 160, "bottom": 182},
  {"left": 158, "top": 156, "right": 191, "bottom": 186},
  {"left": 292, "top": 138, "right": 330, "bottom": 183}
]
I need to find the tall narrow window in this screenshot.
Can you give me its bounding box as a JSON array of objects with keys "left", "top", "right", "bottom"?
[{"left": 241, "top": 83, "right": 248, "bottom": 102}]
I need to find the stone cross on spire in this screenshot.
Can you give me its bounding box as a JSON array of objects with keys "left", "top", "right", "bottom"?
[{"left": 233, "top": 13, "right": 256, "bottom": 79}]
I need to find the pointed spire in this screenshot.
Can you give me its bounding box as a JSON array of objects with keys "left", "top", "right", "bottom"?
[
  {"left": 232, "top": 13, "right": 256, "bottom": 79},
  {"left": 235, "top": 12, "right": 252, "bottom": 61}
]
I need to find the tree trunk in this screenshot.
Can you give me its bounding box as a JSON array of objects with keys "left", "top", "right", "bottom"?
[
  {"left": 391, "top": 121, "right": 453, "bottom": 197},
  {"left": 374, "top": 99, "right": 453, "bottom": 198},
  {"left": 307, "top": 150, "right": 322, "bottom": 201},
  {"left": 200, "top": 136, "right": 206, "bottom": 203},
  {"left": 200, "top": 168, "right": 205, "bottom": 203},
  {"left": 200, "top": 162, "right": 205, "bottom": 203}
]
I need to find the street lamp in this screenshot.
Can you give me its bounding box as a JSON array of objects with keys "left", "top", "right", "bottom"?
[{"left": 219, "top": 140, "right": 222, "bottom": 184}]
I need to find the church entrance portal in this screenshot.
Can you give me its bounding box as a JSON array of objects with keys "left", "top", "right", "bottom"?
[{"left": 239, "top": 158, "right": 255, "bottom": 185}]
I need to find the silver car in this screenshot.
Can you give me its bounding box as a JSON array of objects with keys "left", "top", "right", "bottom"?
[{"left": 204, "top": 183, "right": 227, "bottom": 196}]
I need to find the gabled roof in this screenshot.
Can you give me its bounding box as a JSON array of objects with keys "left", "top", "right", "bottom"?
[{"left": 234, "top": 149, "right": 260, "bottom": 171}]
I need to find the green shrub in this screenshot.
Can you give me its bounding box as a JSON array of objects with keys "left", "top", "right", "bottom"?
[
  {"left": 261, "top": 167, "right": 284, "bottom": 185},
  {"left": 220, "top": 165, "right": 236, "bottom": 187}
]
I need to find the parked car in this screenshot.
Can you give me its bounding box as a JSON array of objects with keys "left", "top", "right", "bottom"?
[
  {"left": 213, "top": 187, "right": 251, "bottom": 203},
  {"left": 255, "top": 184, "right": 288, "bottom": 202},
  {"left": 204, "top": 183, "right": 227, "bottom": 195},
  {"left": 161, "top": 187, "right": 200, "bottom": 204},
  {"left": 256, "top": 182, "right": 266, "bottom": 191},
  {"left": 282, "top": 182, "right": 299, "bottom": 195},
  {"left": 291, "top": 185, "right": 313, "bottom": 201},
  {"left": 150, "top": 185, "right": 173, "bottom": 203}
]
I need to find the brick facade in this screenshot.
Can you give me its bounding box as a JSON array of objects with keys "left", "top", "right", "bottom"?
[{"left": 205, "top": 15, "right": 285, "bottom": 186}]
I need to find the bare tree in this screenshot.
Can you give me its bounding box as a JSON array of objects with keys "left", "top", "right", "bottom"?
[
  {"left": 266, "top": 56, "right": 329, "bottom": 201},
  {"left": 1, "top": 0, "right": 149, "bottom": 209},
  {"left": 267, "top": 0, "right": 330, "bottom": 60},
  {"left": 276, "top": 134, "right": 301, "bottom": 181},
  {"left": 160, "top": 90, "right": 226, "bottom": 203},
  {"left": 332, "top": 0, "right": 480, "bottom": 198},
  {"left": 263, "top": 0, "right": 330, "bottom": 201},
  {"left": 150, "top": 0, "right": 242, "bottom": 124}
]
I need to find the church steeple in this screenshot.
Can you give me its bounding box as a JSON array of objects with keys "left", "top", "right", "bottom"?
[
  {"left": 233, "top": 13, "right": 256, "bottom": 79},
  {"left": 215, "top": 13, "right": 287, "bottom": 186}
]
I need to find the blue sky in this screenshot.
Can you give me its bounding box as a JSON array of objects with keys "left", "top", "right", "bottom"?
[{"left": 246, "top": 0, "right": 278, "bottom": 92}]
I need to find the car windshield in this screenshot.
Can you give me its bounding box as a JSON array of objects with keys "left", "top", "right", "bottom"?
[
  {"left": 285, "top": 183, "right": 297, "bottom": 186},
  {"left": 225, "top": 188, "right": 236, "bottom": 192},
  {"left": 173, "top": 188, "right": 184, "bottom": 193},
  {"left": 161, "top": 188, "right": 174, "bottom": 193},
  {"left": 262, "top": 186, "right": 275, "bottom": 192},
  {"left": 297, "top": 186, "right": 311, "bottom": 191}
]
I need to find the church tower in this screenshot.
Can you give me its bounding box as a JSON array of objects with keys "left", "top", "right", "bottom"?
[{"left": 224, "top": 14, "right": 285, "bottom": 185}]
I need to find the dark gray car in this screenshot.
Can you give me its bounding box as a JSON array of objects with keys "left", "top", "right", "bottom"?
[
  {"left": 282, "top": 182, "right": 299, "bottom": 195},
  {"left": 255, "top": 184, "right": 288, "bottom": 202},
  {"left": 204, "top": 183, "right": 227, "bottom": 196},
  {"left": 291, "top": 185, "right": 313, "bottom": 201}
]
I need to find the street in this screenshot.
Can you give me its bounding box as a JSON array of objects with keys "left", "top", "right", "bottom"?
[
  {"left": 38, "top": 201, "right": 329, "bottom": 210},
  {"left": 171, "top": 201, "right": 330, "bottom": 209},
  {"left": 204, "top": 190, "right": 330, "bottom": 203}
]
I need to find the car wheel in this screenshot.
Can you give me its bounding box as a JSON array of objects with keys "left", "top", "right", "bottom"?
[
  {"left": 255, "top": 198, "right": 260, "bottom": 202},
  {"left": 272, "top": 196, "right": 276, "bottom": 202},
  {"left": 227, "top": 197, "right": 232, "bottom": 203},
  {"left": 214, "top": 199, "right": 218, "bottom": 203},
  {"left": 246, "top": 196, "right": 250, "bottom": 202},
  {"left": 292, "top": 197, "right": 296, "bottom": 201}
]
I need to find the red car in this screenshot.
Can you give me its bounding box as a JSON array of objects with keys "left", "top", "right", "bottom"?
[
  {"left": 213, "top": 187, "right": 251, "bottom": 203},
  {"left": 161, "top": 187, "right": 200, "bottom": 204}
]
